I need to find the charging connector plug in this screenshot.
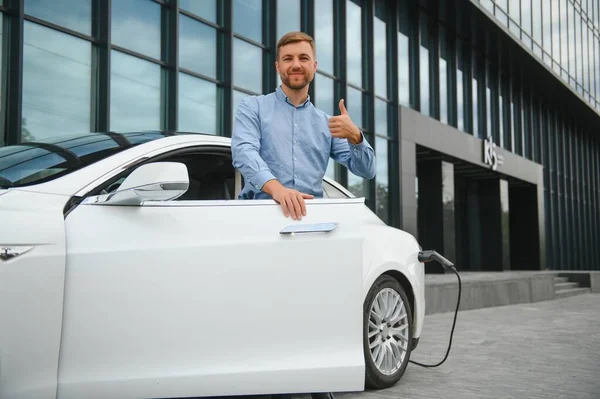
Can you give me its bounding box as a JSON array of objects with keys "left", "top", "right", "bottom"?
[{"left": 418, "top": 250, "right": 455, "bottom": 270}]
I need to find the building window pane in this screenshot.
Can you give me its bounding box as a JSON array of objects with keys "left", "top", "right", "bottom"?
[
  {"left": 374, "top": 7, "right": 387, "bottom": 98},
  {"left": 25, "top": 0, "right": 91, "bottom": 35},
  {"left": 481, "top": 0, "right": 494, "bottom": 13},
  {"left": 398, "top": 30, "right": 410, "bottom": 107},
  {"left": 542, "top": 0, "right": 552, "bottom": 58},
  {"left": 375, "top": 137, "right": 389, "bottom": 224},
  {"left": 22, "top": 22, "right": 91, "bottom": 141},
  {"left": 375, "top": 98, "right": 388, "bottom": 136},
  {"left": 473, "top": 74, "right": 479, "bottom": 137},
  {"left": 233, "top": 0, "right": 262, "bottom": 43},
  {"left": 111, "top": 0, "right": 161, "bottom": 60},
  {"left": 347, "top": 0, "right": 362, "bottom": 87},
  {"left": 509, "top": 0, "right": 520, "bottom": 36},
  {"left": 233, "top": 39, "right": 262, "bottom": 93},
  {"left": 110, "top": 50, "right": 160, "bottom": 132},
  {"left": 419, "top": 15, "right": 430, "bottom": 117},
  {"left": 179, "top": 0, "right": 216, "bottom": 23},
  {"left": 277, "top": 0, "right": 300, "bottom": 40},
  {"left": 560, "top": 0, "right": 569, "bottom": 77},
  {"left": 532, "top": 0, "right": 542, "bottom": 47},
  {"left": 439, "top": 26, "right": 448, "bottom": 125},
  {"left": 314, "top": 74, "right": 335, "bottom": 179},
  {"left": 314, "top": 0, "right": 334, "bottom": 75},
  {"left": 178, "top": 73, "right": 217, "bottom": 135},
  {"left": 457, "top": 39, "right": 465, "bottom": 132},
  {"left": 347, "top": 86, "right": 363, "bottom": 129},
  {"left": 0, "top": 14, "right": 3, "bottom": 121},
  {"left": 521, "top": 0, "right": 532, "bottom": 37},
  {"left": 457, "top": 68, "right": 464, "bottom": 131},
  {"left": 179, "top": 15, "right": 217, "bottom": 78},
  {"left": 315, "top": 73, "right": 334, "bottom": 116},
  {"left": 233, "top": 89, "right": 250, "bottom": 120}
]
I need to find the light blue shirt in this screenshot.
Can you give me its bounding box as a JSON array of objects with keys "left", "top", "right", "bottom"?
[{"left": 232, "top": 86, "right": 376, "bottom": 199}]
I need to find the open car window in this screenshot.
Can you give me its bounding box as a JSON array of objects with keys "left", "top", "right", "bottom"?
[{"left": 93, "top": 149, "right": 235, "bottom": 201}]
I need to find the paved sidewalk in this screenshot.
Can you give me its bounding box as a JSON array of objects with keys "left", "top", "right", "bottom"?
[{"left": 342, "top": 293, "right": 600, "bottom": 399}]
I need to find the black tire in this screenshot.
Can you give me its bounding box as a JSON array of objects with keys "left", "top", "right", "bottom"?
[{"left": 363, "top": 275, "right": 413, "bottom": 389}]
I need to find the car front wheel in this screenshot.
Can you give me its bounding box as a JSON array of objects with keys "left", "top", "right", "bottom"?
[{"left": 363, "top": 275, "right": 413, "bottom": 389}]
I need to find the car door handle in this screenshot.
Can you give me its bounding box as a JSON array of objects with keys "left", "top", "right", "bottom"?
[{"left": 280, "top": 222, "right": 338, "bottom": 235}]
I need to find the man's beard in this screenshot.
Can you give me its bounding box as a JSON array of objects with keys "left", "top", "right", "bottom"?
[{"left": 281, "top": 70, "right": 313, "bottom": 90}]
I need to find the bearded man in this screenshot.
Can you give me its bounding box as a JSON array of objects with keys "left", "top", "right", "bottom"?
[{"left": 232, "top": 31, "right": 376, "bottom": 220}]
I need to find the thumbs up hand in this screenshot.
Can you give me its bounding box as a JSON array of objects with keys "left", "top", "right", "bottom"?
[{"left": 328, "top": 99, "right": 363, "bottom": 145}]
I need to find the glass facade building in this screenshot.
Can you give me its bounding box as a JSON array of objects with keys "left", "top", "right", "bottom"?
[{"left": 1, "top": 0, "right": 599, "bottom": 271}]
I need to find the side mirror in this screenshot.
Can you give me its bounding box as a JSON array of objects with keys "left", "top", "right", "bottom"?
[{"left": 85, "top": 162, "right": 189, "bottom": 206}]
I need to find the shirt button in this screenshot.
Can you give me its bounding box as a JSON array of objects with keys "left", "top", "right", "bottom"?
[
  {"left": 294, "top": 157, "right": 297, "bottom": 161},
  {"left": 294, "top": 124, "right": 298, "bottom": 127}
]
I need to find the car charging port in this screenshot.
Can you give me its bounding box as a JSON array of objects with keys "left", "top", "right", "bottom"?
[{"left": 409, "top": 250, "right": 461, "bottom": 369}]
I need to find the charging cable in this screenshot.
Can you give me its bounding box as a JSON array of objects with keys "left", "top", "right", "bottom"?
[{"left": 409, "top": 250, "right": 461, "bottom": 368}]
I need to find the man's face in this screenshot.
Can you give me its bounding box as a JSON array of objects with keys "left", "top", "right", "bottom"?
[{"left": 276, "top": 41, "right": 317, "bottom": 91}]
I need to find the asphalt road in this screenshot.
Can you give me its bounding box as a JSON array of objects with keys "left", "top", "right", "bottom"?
[{"left": 341, "top": 293, "right": 600, "bottom": 399}]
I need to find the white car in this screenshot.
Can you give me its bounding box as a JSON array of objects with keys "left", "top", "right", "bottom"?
[{"left": 0, "top": 132, "right": 425, "bottom": 399}]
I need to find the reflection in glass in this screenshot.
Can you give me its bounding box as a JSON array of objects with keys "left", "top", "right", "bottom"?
[
  {"left": 233, "top": 39, "right": 262, "bottom": 93},
  {"left": 375, "top": 98, "right": 387, "bottom": 136},
  {"left": 110, "top": 50, "right": 160, "bottom": 132},
  {"left": 277, "top": 0, "right": 300, "bottom": 40},
  {"left": 314, "top": 0, "right": 334, "bottom": 74},
  {"left": 346, "top": 1, "right": 362, "bottom": 87},
  {"left": 398, "top": 32, "right": 410, "bottom": 106},
  {"left": 233, "top": 0, "right": 262, "bottom": 43},
  {"left": 532, "top": 0, "right": 541, "bottom": 46},
  {"left": 375, "top": 137, "right": 389, "bottom": 224},
  {"left": 179, "top": 14, "right": 217, "bottom": 78},
  {"left": 180, "top": 0, "right": 216, "bottom": 23},
  {"left": 374, "top": 16, "right": 387, "bottom": 98},
  {"left": 347, "top": 86, "right": 363, "bottom": 129},
  {"left": 25, "top": 0, "right": 91, "bottom": 35},
  {"left": 112, "top": 0, "right": 161, "bottom": 60},
  {"left": 22, "top": 22, "right": 91, "bottom": 141},
  {"left": 178, "top": 73, "right": 217, "bottom": 135}
]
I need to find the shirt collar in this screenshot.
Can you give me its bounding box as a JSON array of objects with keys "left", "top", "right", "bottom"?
[{"left": 276, "top": 85, "right": 311, "bottom": 108}]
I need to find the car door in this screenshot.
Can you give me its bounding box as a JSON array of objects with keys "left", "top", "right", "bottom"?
[
  {"left": 58, "top": 195, "right": 367, "bottom": 398},
  {"left": 0, "top": 190, "right": 67, "bottom": 399}
]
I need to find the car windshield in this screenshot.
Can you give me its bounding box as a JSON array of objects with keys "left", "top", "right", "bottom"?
[{"left": 0, "top": 131, "right": 175, "bottom": 188}]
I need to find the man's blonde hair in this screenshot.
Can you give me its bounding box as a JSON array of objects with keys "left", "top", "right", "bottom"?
[{"left": 276, "top": 31, "right": 316, "bottom": 60}]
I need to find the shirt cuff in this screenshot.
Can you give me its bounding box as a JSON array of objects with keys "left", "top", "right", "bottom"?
[
  {"left": 251, "top": 170, "right": 277, "bottom": 191},
  {"left": 351, "top": 132, "right": 369, "bottom": 153}
]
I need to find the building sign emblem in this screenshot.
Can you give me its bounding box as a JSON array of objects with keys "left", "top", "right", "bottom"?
[{"left": 483, "top": 135, "right": 504, "bottom": 171}]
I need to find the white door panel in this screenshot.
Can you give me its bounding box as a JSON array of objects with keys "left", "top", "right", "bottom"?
[
  {"left": 60, "top": 199, "right": 366, "bottom": 398},
  {"left": 0, "top": 191, "right": 67, "bottom": 399}
]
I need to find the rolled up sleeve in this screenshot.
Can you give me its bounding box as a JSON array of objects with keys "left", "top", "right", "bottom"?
[
  {"left": 330, "top": 132, "right": 376, "bottom": 180},
  {"left": 231, "top": 98, "right": 276, "bottom": 191}
]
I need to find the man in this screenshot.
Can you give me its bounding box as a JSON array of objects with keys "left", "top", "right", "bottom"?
[{"left": 232, "top": 31, "right": 376, "bottom": 220}]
